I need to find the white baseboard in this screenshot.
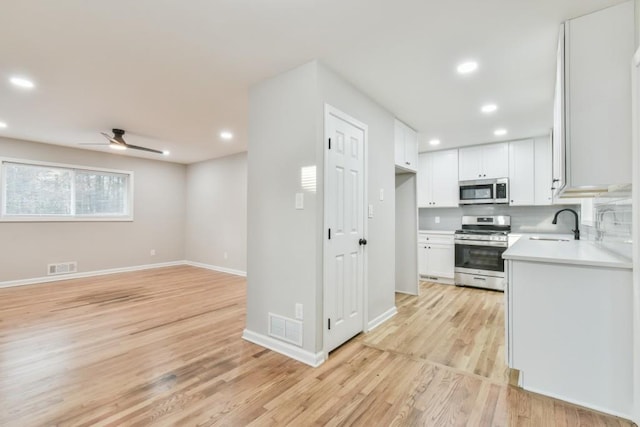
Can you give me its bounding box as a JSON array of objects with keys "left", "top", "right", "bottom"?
[
  {"left": 0, "top": 259, "right": 247, "bottom": 289},
  {"left": 242, "top": 329, "right": 325, "bottom": 367},
  {"left": 395, "top": 290, "right": 418, "bottom": 296},
  {"left": 523, "top": 384, "right": 633, "bottom": 422},
  {"left": 183, "top": 260, "right": 247, "bottom": 277},
  {"left": 367, "top": 306, "right": 397, "bottom": 332},
  {"left": 0, "top": 261, "right": 185, "bottom": 289}
]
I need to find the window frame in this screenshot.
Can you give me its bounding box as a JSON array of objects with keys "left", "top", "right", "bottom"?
[{"left": 0, "top": 157, "right": 134, "bottom": 222}]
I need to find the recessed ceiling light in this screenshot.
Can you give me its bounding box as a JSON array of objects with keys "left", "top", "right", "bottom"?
[
  {"left": 9, "top": 76, "right": 35, "bottom": 89},
  {"left": 0, "top": 122, "right": 7, "bottom": 129},
  {"left": 220, "top": 131, "right": 233, "bottom": 140},
  {"left": 456, "top": 61, "right": 478, "bottom": 75},
  {"left": 481, "top": 104, "right": 498, "bottom": 113},
  {"left": 429, "top": 139, "right": 441, "bottom": 146},
  {"left": 163, "top": 150, "right": 170, "bottom": 156},
  {"left": 494, "top": 128, "right": 508, "bottom": 136},
  {"left": 110, "top": 144, "right": 127, "bottom": 151}
]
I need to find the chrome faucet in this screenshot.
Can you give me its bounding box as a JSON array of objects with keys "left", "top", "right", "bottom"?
[{"left": 552, "top": 208, "right": 580, "bottom": 240}]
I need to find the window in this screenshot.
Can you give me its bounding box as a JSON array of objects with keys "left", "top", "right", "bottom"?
[{"left": 1, "top": 159, "right": 133, "bottom": 221}]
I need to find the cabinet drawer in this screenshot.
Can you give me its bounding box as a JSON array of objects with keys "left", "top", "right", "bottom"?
[{"left": 418, "top": 233, "right": 454, "bottom": 245}]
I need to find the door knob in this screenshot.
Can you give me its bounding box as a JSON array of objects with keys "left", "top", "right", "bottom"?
[{"left": 359, "top": 238, "right": 368, "bottom": 246}]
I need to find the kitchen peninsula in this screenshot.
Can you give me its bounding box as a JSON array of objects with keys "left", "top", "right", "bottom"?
[{"left": 503, "top": 238, "right": 633, "bottom": 418}]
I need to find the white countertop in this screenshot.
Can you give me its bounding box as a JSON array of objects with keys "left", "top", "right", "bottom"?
[
  {"left": 418, "top": 229, "right": 455, "bottom": 235},
  {"left": 503, "top": 238, "right": 632, "bottom": 269}
]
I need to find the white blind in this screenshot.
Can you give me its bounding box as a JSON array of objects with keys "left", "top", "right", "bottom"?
[{"left": 2, "top": 161, "right": 131, "bottom": 218}]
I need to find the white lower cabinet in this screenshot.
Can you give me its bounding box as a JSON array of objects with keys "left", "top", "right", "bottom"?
[
  {"left": 506, "top": 259, "right": 633, "bottom": 417},
  {"left": 418, "top": 232, "right": 454, "bottom": 282}
]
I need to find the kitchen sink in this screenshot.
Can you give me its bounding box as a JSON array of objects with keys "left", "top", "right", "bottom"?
[{"left": 529, "top": 237, "right": 571, "bottom": 242}]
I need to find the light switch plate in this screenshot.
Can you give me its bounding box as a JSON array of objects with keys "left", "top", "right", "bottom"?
[
  {"left": 368, "top": 204, "right": 374, "bottom": 218},
  {"left": 435, "top": 216, "right": 440, "bottom": 224},
  {"left": 379, "top": 188, "right": 384, "bottom": 201},
  {"left": 295, "top": 193, "right": 304, "bottom": 210}
]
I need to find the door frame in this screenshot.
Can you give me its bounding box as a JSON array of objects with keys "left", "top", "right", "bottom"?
[
  {"left": 322, "top": 103, "right": 369, "bottom": 357},
  {"left": 631, "top": 46, "right": 640, "bottom": 425}
]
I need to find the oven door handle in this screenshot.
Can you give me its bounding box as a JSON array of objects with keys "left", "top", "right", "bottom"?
[{"left": 454, "top": 240, "right": 507, "bottom": 248}]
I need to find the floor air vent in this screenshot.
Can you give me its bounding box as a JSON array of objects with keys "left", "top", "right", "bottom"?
[
  {"left": 268, "top": 313, "right": 303, "bottom": 347},
  {"left": 48, "top": 262, "right": 78, "bottom": 276}
]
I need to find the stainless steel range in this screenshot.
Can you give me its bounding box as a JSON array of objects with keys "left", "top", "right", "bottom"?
[{"left": 454, "top": 215, "right": 511, "bottom": 291}]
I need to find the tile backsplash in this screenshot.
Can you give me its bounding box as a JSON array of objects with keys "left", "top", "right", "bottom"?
[
  {"left": 581, "top": 185, "right": 632, "bottom": 259},
  {"left": 419, "top": 204, "right": 580, "bottom": 235}
]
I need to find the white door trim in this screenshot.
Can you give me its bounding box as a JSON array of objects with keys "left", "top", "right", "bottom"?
[
  {"left": 322, "top": 103, "right": 368, "bottom": 357},
  {"left": 631, "top": 47, "right": 640, "bottom": 425}
]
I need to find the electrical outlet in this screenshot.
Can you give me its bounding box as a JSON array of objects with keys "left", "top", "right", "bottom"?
[
  {"left": 295, "top": 303, "right": 303, "bottom": 320},
  {"left": 435, "top": 216, "right": 440, "bottom": 224},
  {"left": 150, "top": 249, "right": 156, "bottom": 256},
  {"left": 368, "top": 204, "right": 374, "bottom": 218}
]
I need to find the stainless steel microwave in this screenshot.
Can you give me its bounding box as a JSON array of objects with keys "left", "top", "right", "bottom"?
[{"left": 459, "top": 178, "right": 509, "bottom": 205}]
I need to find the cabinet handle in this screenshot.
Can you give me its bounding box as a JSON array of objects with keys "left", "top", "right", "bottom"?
[
  {"left": 483, "top": 174, "right": 486, "bottom": 177},
  {"left": 478, "top": 174, "right": 482, "bottom": 177},
  {"left": 552, "top": 178, "right": 559, "bottom": 183},
  {"left": 405, "top": 161, "right": 410, "bottom": 165}
]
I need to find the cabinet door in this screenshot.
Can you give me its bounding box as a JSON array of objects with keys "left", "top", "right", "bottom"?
[
  {"left": 534, "top": 136, "right": 553, "bottom": 205},
  {"left": 565, "top": 1, "right": 633, "bottom": 188},
  {"left": 404, "top": 126, "right": 418, "bottom": 171},
  {"left": 394, "top": 120, "right": 406, "bottom": 167},
  {"left": 431, "top": 149, "right": 459, "bottom": 207},
  {"left": 417, "top": 153, "right": 431, "bottom": 207},
  {"left": 426, "top": 243, "right": 454, "bottom": 279},
  {"left": 418, "top": 244, "right": 429, "bottom": 276},
  {"left": 508, "top": 139, "right": 535, "bottom": 206},
  {"left": 482, "top": 143, "right": 510, "bottom": 179},
  {"left": 458, "top": 146, "right": 484, "bottom": 181}
]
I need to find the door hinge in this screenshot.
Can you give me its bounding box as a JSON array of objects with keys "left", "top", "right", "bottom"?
[
  {"left": 328, "top": 318, "right": 331, "bottom": 330},
  {"left": 328, "top": 228, "right": 331, "bottom": 240},
  {"left": 328, "top": 138, "right": 331, "bottom": 150}
]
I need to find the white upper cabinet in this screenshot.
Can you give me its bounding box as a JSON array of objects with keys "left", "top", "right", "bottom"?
[
  {"left": 555, "top": 1, "right": 635, "bottom": 193},
  {"left": 533, "top": 136, "right": 553, "bottom": 205},
  {"left": 394, "top": 119, "right": 418, "bottom": 172},
  {"left": 508, "top": 137, "right": 553, "bottom": 206},
  {"left": 508, "top": 139, "right": 535, "bottom": 206},
  {"left": 458, "top": 142, "right": 509, "bottom": 181},
  {"left": 417, "top": 149, "right": 459, "bottom": 208}
]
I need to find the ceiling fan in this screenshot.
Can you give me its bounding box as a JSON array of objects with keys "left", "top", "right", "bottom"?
[{"left": 80, "top": 129, "right": 167, "bottom": 155}]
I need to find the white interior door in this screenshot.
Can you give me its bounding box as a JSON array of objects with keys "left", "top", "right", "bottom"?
[{"left": 324, "top": 105, "right": 366, "bottom": 353}]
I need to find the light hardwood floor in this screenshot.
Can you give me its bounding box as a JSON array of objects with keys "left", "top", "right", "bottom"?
[{"left": 0, "top": 266, "right": 634, "bottom": 426}]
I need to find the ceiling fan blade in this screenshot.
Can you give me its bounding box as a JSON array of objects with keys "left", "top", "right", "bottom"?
[
  {"left": 125, "top": 143, "right": 164, "bottom": 154},
  {"left": 100, "top": 132, "right": 117, "bottom": 144}
]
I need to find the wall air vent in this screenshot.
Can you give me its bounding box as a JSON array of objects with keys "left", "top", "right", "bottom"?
[
  {"left": 268, "top": 313, "right": 303, "bottom": 347},
  {"left": 47, "top": 262, "right": 78, "bottom": 276}
]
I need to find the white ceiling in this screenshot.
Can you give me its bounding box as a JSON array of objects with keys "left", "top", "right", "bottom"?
[{"left": 0, "top": 0, "right": 626, "bottom": 164}]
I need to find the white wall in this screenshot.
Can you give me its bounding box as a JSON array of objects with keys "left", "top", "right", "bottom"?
[
  {"left": 246, "top": 62, "right": 321, "bottom": 354},
  {"left": 395, "top": 173, "right": 418, "bottom": 295},
  {"left": 316, "top": 63, "right": 397, "bottom": 337},
  {"left": 246, "top": 60, "right": 397, "bottom": 358},
  {"left": 0, "top": 136, "right": 186, "bottom": 282},
  {"left": 185, "top": 152, "right": 247, "bottom": 273}
]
